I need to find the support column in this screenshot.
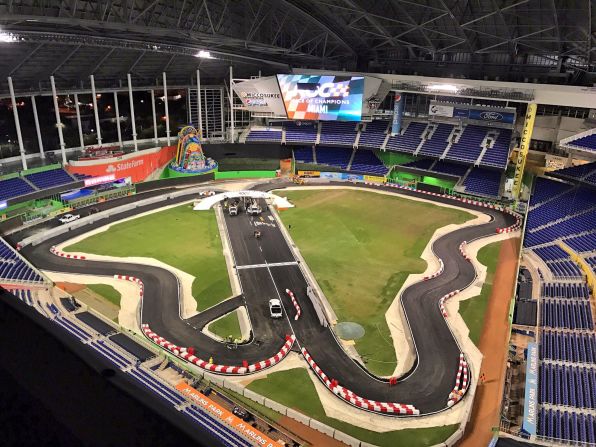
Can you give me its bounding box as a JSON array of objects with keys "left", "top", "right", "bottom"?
[
  {"left": 512, "top": 103, "right": 537, "bottom": 201},
  {"left": 127, "top": 74, "right": 137, "bottom": 151},
  {"left": 196, "top": 69, "right": 203, "bottom": 135},
  {"left": 229, "top": 65, "right": 234, "bottom": 142},
  {"left": 113, "top": 91, "right": 122, "bottom": 147},
  {"left": 7, "top": 77, "right": 27, "bottom": 170},
  {"left": 90, "top": 74, "right": 102, "bottom": 145},
  {"left": 163, "top": 72, "right": 171, "bottom": 145},
  {"left": 150, "top": 89, "right": 158, "bottom": 145},
  {"left": 50, "top": 76, "right": 67, "bottom": 165},
  {"left": 31, "top": 96, "right": 45, "bottom": 159},
  {"left": 74, "top": 93, "right": 85, "bottom": 150}
]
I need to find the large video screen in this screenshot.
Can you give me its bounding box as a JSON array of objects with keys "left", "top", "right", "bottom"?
[{"left": 276, "top": 74, "right": 364, "bottom": 121}]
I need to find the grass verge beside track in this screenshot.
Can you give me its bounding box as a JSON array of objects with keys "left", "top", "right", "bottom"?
[
  {"left": 277, "top": 189, "right": 472, "bottom": 376},
  {"left": 458, "top": 241, "right": 502, "bottom": 346},
  {"left": 246, "top": 368, "right": 458, "bottom": 447},
  {"left": 86, "top": 284, "right": 121, "bottom": 307},
  {"left": 208, "top": 311, "right": 243, "bottom": 341},
  {"left": 64, "top": 204, "right": 231, "bottom": 312}
]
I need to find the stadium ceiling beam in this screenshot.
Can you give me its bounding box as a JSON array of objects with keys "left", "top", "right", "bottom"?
[
  {"left": 5, "top": 43, "right": 45, "bottom": 77},
  {"left": 461, "top": 0, "right": 530, "bottom": 28},
  {"left": 435, "top": 0, "right": 476, "bottom": 53},
  {"left": 0, "top": 14, "right": 317, "bottom": 67},
  {"left": 277, "top": 0, "right": 360, "bottom": 56},
  {"left": 474, "top": 26, "right": 556, "bottom": 54},
  {"left": 89, "top": 47, "right": 115, "bottom": 75},
  {"left": 51, "top": 44, "right": 82, "bottom": 75}
]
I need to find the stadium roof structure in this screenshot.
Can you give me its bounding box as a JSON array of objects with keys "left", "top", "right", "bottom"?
[{"left": 0, "top": 0, "right": 594, "bottom": 95}]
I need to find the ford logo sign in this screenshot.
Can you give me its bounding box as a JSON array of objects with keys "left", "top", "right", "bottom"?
[{"left": 480, "top": 111, "right": 503, "bottom": 120}]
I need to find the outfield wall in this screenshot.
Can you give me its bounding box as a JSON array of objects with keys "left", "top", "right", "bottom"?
[{"left": 214, "top": 170, "right": 277, "bottom": 179}]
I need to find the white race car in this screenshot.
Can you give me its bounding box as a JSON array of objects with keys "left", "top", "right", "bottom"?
[
  {"left": 59, "top": 213, "right": 81, "bottom": 224},
  {"left": 268, "top": 299, "right": 283, "bottom": 318}
]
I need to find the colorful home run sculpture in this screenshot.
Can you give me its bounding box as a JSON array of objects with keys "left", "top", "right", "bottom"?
[{"left": 170, "top": 126, "right": 217, "bottom": 174}]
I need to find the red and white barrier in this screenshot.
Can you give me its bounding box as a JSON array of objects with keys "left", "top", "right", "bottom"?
[
  {"left": 438, "top": 289, "right": 460, "bottom": 317},
  {"left": 301, "top": 347, "right": 419, "bottom": 416},
  {"left": 423, "top": 259, "right": 444, "bottom": 280},
  {"left": 114, "top": 274, "right": 144, "bottom": 298},
  {"left": 141, "top": 324, "right": 295, "bottom": 375},
  {"left": 285, "top": 288, "right": 301, "bottom": 320},
  {"left": 199, "top": 191, "right": 216, "bottom": 196},
  {"left": 447, "top": 353, "right": 470, "bottom": 407},
  {"left": 496, "top": 209, "right": 522, "bottom": 233},
  {"left": 459, "top": 241, "right": 470, "bottom": 261},
  {"left": 50, "top": 246, "right": 86, "bottom": 260}
]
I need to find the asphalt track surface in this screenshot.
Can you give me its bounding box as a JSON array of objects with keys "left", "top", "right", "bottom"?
[{"left": 17, "top": 181, "right": 515, "bottom": 415}]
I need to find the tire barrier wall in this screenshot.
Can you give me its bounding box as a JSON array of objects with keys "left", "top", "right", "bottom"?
[
  {"left": 300, "top": 347, "right": 420, "bottom": 416},
  {"left": 438, "top": 290, "right": 460, "bottom": 318},
  {"left": 447, "top": 353, "right": 470, "bottom": 407},
  {"left": 285, "top": 288, "right": 301, "bottom": 321},
  {"left": 423, "top": 259, "right": 444, "bottom": 281},
  {"left": 142, "top": 324, "right": 295, "bottom": 375},
  {"left": 114, "top": 274, "right": 144, "bottom": 298},
  {"left": 50, "top": 245, "right": 87, "bottom": 260},
  {"left": 459, "top": 241, "right": 470, "bottom": 261}
]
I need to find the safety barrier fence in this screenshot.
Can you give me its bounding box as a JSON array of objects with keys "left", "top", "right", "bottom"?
[
  {"left": 301, "top": 346, "right": 419, "bottom": 415},
  {"left": 285, "top": 288, "right": 301, "bottom": 320},
  {"left": 50, "top": 246, "right": 87, "bottom": 260},
  {"left": 142, "top": 323, "right": 295, "bottom": 375},
  {"left": 424, "top": 259, "right": 444, "bottom": 280}
]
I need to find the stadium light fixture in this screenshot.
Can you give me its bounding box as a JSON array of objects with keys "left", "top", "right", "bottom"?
[
  {"left": 195, "top": 50, "right": 213, "bottom": 59},
  {"left": 427, "top": 84, "right": 459, "bottom": 93},
  {"left": 0, "top": 32, "right": 18, "bottom": 43}
]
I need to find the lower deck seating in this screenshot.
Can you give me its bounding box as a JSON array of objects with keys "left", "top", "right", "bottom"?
[
  {"left": 462, "top": 167, "right": 502, "bottom": 197},
  {"left": 540, "top": 300, "right": 593, "bottom": 330},
  {"left": 540, "top": 330, "right": 596, "bottom": 364},
  {"left": 349, "top": 150, "right": 389, "bottom": 175},
  {"left": 293, "top": 147, "right": 314, "bottom": 163},
  {"left": 315, "top": 146, "right": 351, "bottom": 169},
  {"left": 538, "top": 407, "right": 596, "bottom": 444},
  {"left": 539, "top": 363, "right": 596, "bottom": 409},
  {"left": 246, "top": 129, "right": 282, "bottom": 142},
  {"left": 0, "top": 177, "right": 36, "bottom": 201},
  {"left": 25, "top": 168, "right": 77, "bottom": 189}
]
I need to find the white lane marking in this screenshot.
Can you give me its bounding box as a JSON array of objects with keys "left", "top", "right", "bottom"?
[
  {"left": 265, "top": 262, "right": 296, "bottom": 337},
  {"left": 237, "top": 261, "right": 298, "bottom": 270}
]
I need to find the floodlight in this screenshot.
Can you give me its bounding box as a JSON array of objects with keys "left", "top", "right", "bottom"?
[
  {"left": 195, "top": 50, "right": 213, "bottom": 59},
  {"left": 427, "top": 84, "right": 459, "bottom": 93},
  {"left": 0, "top": 32, "right": 18, "bottom": 43}
]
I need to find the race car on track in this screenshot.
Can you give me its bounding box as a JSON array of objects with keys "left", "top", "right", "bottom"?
[
  {"left": 58, "top": 213, "right": 81, "bottom": 224},
  {"left": 268, "top": 299, "right": 283, "bottom": 318}
]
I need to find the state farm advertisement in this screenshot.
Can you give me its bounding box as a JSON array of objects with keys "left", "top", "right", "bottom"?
[{"left": 66, "top": 145, "right": 176, "bottom": 183}]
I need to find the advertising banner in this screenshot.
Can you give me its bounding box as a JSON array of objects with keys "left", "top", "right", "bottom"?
[
  {"left": 391, "top": 92, "right": 404, "bottom": 136},
  {"left": 67, "top": 146, "right": 176, "bottom": 183},
  {"left": 363, "top": 175, "right": 386, "bottom": 183},
  {"left": 468, "top": 109, "right": 515, "bottom": 124},
  {"left": 320, "top": 172, "right": 344, "bottom": 180},
  {"left": 232, "top": 76, "right": 287, "bottom": 116},
  {"left": 453, "top": 107, "right": 470, "bottom": 118},
  {"left": 84, "top": 174, "right": 116, "bottom": 187},
  {"left": 428, "top": 104, "right": 454, "bottom": 117},
  {"left": 522, "top": 342, "right": 538, "bottom": 436},
  {"left": 512, "top": 103, "right": 537, "bottom": 199},
  {"left": 175, "top": 382, "right": 279, "bottom": 447},
  {"left": 297, "top": 170, "right": 320, "bottom": 178},
  {"left": 277, "top": 74, "right": 364, "bottom": 121},
  {"left": 0, "top": 201, "right": 7, "bottom": 211}
]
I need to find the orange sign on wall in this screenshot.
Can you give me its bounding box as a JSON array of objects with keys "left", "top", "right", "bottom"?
[
  {"left": 66, "top": 146, "right": 177, "bottom": 183},
  {"left": 175, "top": 382, "right": 281, "bottom": 446}
]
